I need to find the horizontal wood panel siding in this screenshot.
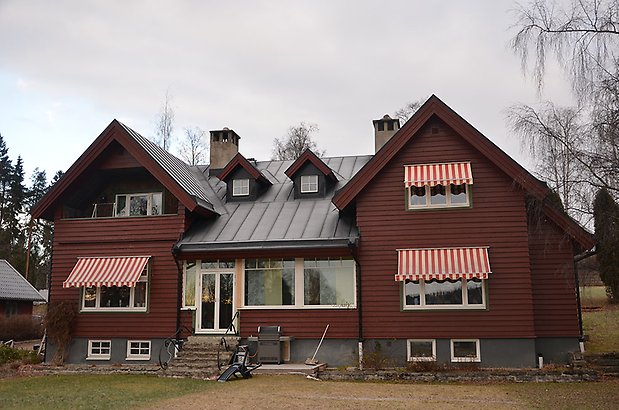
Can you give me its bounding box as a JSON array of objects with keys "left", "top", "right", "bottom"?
[
  {"left": 50, "top": 213, "right": 185, "bottom": 338},
  {"left": 356, "top": 119, "right": 536, "bottom": 339},
  {"left": 239, "top": 309, "right": 358, "bottom": 338},
  {"left": 529, "top": 217, "right": 579, "bottom": 337}
]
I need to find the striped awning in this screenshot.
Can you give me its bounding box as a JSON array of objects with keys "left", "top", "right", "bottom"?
[
  {"left": 63, "top": 256, "right": 150, "bottom": 288},
  {"left": 395, "top": 247, "right": 490, "bottom": 281},
  {"left": 404, "top": 162, "right": 473, "bottom": 187}
]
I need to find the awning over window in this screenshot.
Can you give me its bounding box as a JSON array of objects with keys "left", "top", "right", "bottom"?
[
  {"left": 63, "top": 256, "right": 150, "bottom": 288},
  {"left": 395, "top": 247, "right": 490, "bottom": 281},
  {"left": 404, "top": 162, "right": 473, "bottom": 187}
]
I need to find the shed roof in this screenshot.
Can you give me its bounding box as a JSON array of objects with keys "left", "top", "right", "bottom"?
[
  {"left": 177, "top": 155, "right": 372, "bottom": 253},
  {"left": 0, "top": 260, "right": 45, "bottom": 302}
]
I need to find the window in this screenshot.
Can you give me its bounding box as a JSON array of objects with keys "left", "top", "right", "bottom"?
[
  {"left": 451, "top": 339, "right": 480, "bottom": 362},
  {"left": 244, "top": 259, "right": 295, "bottom": 306},
  {"left": 403, "top": 278, "right": 485, "bottom": 310},
  {"left": 88, "top": 340, "right": 111, "bottom": 360},
  {"left": 303, "top": 258, "right": 355, "bottom": 307},
  {"left": 82, "top": 267, "right": 148, "bottom": 311},
  {"left": 243, "top": 257, "right": 356, "bottom": 309},
  {"left": 408, "top": 184, "right": 469, "bottom": 209},
  {"left": 127, "top": 340, "right": 151, "bottom": 360},
  {"left": 232, "top": 179, "right": 250, "bottom": 196},
  {"left": 300, "top": 175, "right": 319, "bottom": 193},
  {"left": 115, "top": 192, "right": 162, "bottom": 217},
  {"left": 182, "top": 261, "right": 197, "bottom": 309},
  {"left": 407, "top": 340, "right": 436, "bottom": 362}
]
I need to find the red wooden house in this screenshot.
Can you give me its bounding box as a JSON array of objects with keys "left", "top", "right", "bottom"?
[{"left": 31, "top": 96, "right": 593, "bottom": 367}]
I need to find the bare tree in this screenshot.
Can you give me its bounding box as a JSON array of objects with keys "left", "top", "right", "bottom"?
[
  {"left": 154, "top": 91, "right": 175, "bottom": 151},
  {"left": 179, "top": 127, "right": 208, "bottom": 165},
  {"left": 511, "top": 0, "right": 619, "bottom": 98},
  {"left": 272, "top": 122, "right": 325, "bottom": 160},
  {"left": 393, "top": 99, "right": 425, "bottom": 124},
  {"left": 507, "top": 102, "right": 593, "bottom": 224}
]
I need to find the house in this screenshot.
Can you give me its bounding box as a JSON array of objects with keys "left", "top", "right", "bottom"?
[
  {"left": 0, "top": 260, "right": 45, "bottom": 317},
  {"left": 31, "top": 96, "right": 594, "bottom": 367}
]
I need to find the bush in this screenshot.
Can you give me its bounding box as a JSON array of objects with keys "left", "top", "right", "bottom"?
[
  {"left": 362, "top": 341, "right": 392, "bottom": 370},
  {"left": 0, "top": 344, "right": 40, "bottom": 365},
  {"left": 44, "top": 301, "right": 77, "bottom": 365},
  {"left": 0, "top": 315, "right": 44, "bottom": 341}
]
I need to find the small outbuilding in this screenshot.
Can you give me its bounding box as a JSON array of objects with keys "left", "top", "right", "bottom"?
[{"left": 0, "top": 260, "right": 45, "bottom": 316}]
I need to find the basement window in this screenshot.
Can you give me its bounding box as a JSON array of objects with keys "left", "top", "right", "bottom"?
[
  {"left": 451, "top": 339, "right": 480, "bottom": 362},
  {"left": 407, "top": 339, "right": 436, "bottom": 362},
  {"left": 88, "top": 340, "right": 111, "bottom": 360},
  {"left": 127, "top": 340, "right": 151, "bottom": 360}
]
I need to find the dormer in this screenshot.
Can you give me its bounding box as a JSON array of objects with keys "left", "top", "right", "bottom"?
[
  {"left": 284, "top": 149, "right": 338, "bottom": 199},
  {"left": 217, "top": 153, "right": 272, "bottom": 202}
]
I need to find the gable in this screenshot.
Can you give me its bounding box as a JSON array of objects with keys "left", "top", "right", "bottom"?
[
  {"left": 333, "top": 95, "right": 594, "bottom": 251},
  {"left": 31, "top": 120, "right": 217, "bottom": 220}
]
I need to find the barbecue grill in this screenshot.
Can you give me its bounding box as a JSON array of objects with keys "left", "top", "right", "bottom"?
[{"left": 257, "top": 325, "right": 281, "bottom": 364}]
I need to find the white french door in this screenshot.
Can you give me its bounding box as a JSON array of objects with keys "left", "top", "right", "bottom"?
[{"left": 197, "top": 271, "right": 235, "bottom": 333}]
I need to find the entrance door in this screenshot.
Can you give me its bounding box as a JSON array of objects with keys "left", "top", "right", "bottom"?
[{"left": 197, "top": 271, "right": 234, "bottom": 333}]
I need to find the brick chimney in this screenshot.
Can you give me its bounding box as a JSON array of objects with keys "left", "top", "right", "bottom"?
[
  {"left": 373, "top": 114, "right": 400, "bottom": 153},
  {"left": 209, "top": 127, "right": 240, "bottom": 170}
]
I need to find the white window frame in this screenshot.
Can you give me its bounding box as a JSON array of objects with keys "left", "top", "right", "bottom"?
[
  {"left": 407, "top": 184, "right": 470, "bottom": 209},
  {"left": 87, "top": 340, "right": 111, "bottom": 360},
  {"left": 81, "top": 267, "right": 149, "bottom": 312},
  {"left": 126, "top": 340, "right": 151, "bottom": 360},
  {"left": 450, "top": 339, "right": 481, "bottom": 362},
  {"left": 182, "top": 260, "right": 198, "bottom": 310},
  {"left": 407, "top": 339, "right": 436, "bottom": 362},
  {"left": 300, "top": 175, "right": 319, "bottom": 193},
  {"left": 241, "top": 257, "right": 357, "bottom": 310},
  {"left": 114, "top": 192, "right": 163, "bottom": 217},
  {"left": 232, "top": 179, "right": 250, "bottom": 196},
  {"left": 402, "top": 278, "right": 486, "bottom": 310}
]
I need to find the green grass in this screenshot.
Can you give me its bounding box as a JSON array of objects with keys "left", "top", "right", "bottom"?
[
  {"left": 580, "top": 286, "right": 619, "bottom": 353},
  {"left": 500, "top": 381, "right": 619, "bottom": 410},
  {"left": 0, "top": 374, "right": 212, "bottom": 410},
  {"left": 580, "top": 286, "right": 609, "bottom": 308}
]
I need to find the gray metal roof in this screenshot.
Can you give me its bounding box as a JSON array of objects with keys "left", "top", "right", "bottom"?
[
  {"left": 118, "top": 122, "right": 214, "bottom": 212},
  {"left": 177, "top": 155, "right": 372, "bottom": 252},
  {"left": 0, "top": 260, "right": 45, "bottom": 301}
]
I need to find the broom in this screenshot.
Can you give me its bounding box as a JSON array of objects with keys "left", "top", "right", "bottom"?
[{"left": 305, "top": 324, "right": 329, "bottom": 365}]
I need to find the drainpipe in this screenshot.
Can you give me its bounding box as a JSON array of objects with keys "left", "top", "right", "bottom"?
[
  {"left": 172, "top": 244, "right": 183, "bottom": 343},
  {"left": 43, "top": 225, "right": 55, "bottom": 364},
  {"left": 348, "top": 240, "right": 363, "bottom": 370},
  {"left": 573, "top": 248, "right": 596, "bottom": 352}
]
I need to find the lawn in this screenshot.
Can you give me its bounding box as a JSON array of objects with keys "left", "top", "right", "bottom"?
[
  {"left": 1, "top": 374, "right": 618, "bottom": 410},
  {"left": 0, "top": 374, "right": 211, "bottom": 409},
  {"left": 581, "top": 286, "right": 619, "bottom": 353}
]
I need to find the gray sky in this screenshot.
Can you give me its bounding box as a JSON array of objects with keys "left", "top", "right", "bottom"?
[{"left": 0, "top": 0, "right": 574, "bottom": 180}]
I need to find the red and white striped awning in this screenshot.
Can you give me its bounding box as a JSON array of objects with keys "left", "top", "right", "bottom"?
[
  {"left": 404, "top": 162, "right": 473, "bottom": 187},
  {"left": 395, "top": 247, "right": 490, "bottom": 281},
  {"left": 63, "top": 256, "right": 150, "bottom": 288}
]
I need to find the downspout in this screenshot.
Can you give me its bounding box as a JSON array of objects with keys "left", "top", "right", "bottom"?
[
  {"left": 44, "top": 223, "right": 55, "bottom": 364},
  {"left": 172, "top": 244, "right": 183, "bottom": 343},
  {"left": 348, "top": 240, "right": 363, "bottom": 370},
  {"left": 573, "top": 248, "right": 596, "bottom": 351}
]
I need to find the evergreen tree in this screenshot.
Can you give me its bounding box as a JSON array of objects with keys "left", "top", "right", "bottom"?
[
  {"left": 0, "top": 133, "right": 13, "bottom": 229},
  {"left": 593, "top": 188, "right": 619, "bottom": 302},
  {"left": 7, "top": 156, "right": 27, "bottom": 273}
]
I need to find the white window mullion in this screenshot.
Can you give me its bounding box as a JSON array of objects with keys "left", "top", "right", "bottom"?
[{"left": 295, "top": 258, "right": 304, "bottom": 307}]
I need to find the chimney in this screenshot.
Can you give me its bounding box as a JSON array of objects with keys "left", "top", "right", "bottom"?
[
  {"left": 373, "top": 114, "right": 400, "bottom": 153},
  {"left": 209, "top": 127, "right": 240, "bottom": 171}
]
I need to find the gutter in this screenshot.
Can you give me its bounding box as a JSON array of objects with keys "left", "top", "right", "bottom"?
[
  {"left": 171, "top": 244, "right": 184, "bottom": 342},
  {"left": 177, "top": 238, "right": 354, "bottom": 253},
  {"left": 573, "top": 248, "right": 597, "bottom": 346}
]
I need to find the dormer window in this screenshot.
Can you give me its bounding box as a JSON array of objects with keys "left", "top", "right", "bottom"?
[
  {"left": 232, "top": 179, "right": 250, "bottom": 196},
  {"left": 300, "top": 175, "right": 319, "bottom": 193},
  {"left": 115, "top": 192, "right": 162, "bottom": 217}
]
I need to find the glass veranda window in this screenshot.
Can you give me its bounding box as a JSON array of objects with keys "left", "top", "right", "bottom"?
[
  {"left": 115, "top": 192, "right": 162, "bottom": 216},
  {"left": 244, "top": 259, "right": 295, "bottom": 306},
  {"left": 303, "top": 258, "right": 355, "bottom": 306}
]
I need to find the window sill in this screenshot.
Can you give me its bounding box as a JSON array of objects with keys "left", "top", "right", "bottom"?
[
  {"left": 408, "top": 357, "right": 436, "bottom": 362},
  {"left": 407, "top": 203, "right": 470, "bottom": 211},
  {"left": 86, "top": 356, "right": 111, "bottom": 361},
  {"left": 81, "top": 308, "right": 148, "bottom": 313},
  {"left": 239, "top": 305, "right": 357, "bottom": 310},
  {"left": 451, "top": 357, "right": 481, "bottom": 363},
  {"left": 402, "top": 305, "right": 486, "bottom": 311},
  {"left": 126, "top": 356, "right": 150, "bottom": 361}
]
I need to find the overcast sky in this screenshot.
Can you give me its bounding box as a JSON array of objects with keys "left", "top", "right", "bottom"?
[{"left": 0, "top": 0, "right": 574, "bottom": 180}]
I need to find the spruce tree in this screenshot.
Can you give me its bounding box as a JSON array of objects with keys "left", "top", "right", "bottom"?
[{"left": 593, "top": 188, "right": 619, "bottom": 302}]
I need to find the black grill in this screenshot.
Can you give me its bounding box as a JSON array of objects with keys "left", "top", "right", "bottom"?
[{"left": 257, "top": 326, "right": 281, "bottom": 364}]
